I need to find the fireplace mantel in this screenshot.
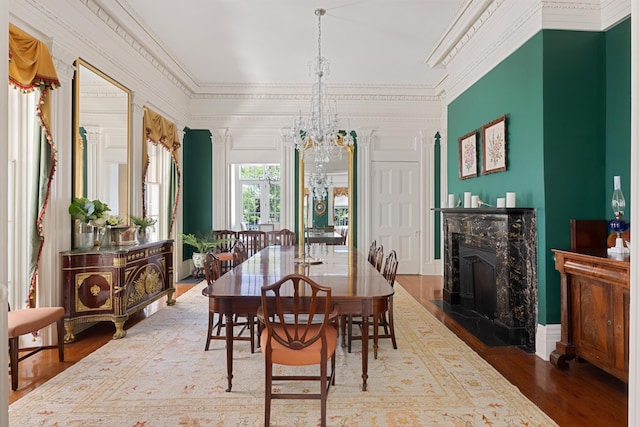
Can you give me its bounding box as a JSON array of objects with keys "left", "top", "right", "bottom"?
[{"left": 439, "top": 208, "right": 538, "bottom": 350}]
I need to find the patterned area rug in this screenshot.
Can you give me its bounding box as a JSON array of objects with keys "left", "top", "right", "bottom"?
[{"left": 9, "top": 283, "right": 557, "bottom": 426}]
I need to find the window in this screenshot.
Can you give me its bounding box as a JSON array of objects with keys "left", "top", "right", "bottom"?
[
  {"left": 233, "top": 164, "right": 280, "bottom": 230},
  {"left": 145, "top": 141, "right": 172, "bottom": 240},
  {"left": 334, "top": 195, "right": 349, "bottom": 226}
]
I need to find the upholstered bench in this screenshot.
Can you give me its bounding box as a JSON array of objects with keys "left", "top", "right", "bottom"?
[{"left": 8, "top": 306, "right": 65, "bottom": 390}]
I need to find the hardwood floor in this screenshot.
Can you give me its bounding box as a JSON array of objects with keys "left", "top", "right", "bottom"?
[{"left": 9, "top": 277, "right": 628, "bottom": 426}]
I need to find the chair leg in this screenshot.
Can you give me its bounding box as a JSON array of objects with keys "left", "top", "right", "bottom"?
[
  {"left": 56, "top": 318, "right": 65, "bottom": 362},
  {"left": 320, "top": 353, "right": 328, "bottom": 427},
  {"left": 264, "top": 359, "right": 272, "bottom": 427},
  {"left": 347, "top": 315, "right": 353, "bottom": 353},
  {"left": 9, "top": 336, "right": 18, "bottom": 391},
  {"left": 389, "top": 299, "right": 397, "bottom": 349},
  {"left": 205, "top": 311, "right": 214, "bottom": 351},
  {"left": 249, "top": 315, "right": 255, "bottom": 354}
]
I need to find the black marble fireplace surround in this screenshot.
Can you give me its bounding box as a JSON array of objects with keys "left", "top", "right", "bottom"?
[{"left": 440, "top": 208, "right": 537, "bottom": 350}]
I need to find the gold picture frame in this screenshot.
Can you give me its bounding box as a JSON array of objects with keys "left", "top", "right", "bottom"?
[
  {"left": 481, "top": 115, "right": 507, "bottom": 175},
  {"left": 458, "top": 130, "right": 478, "bottom": 180}
]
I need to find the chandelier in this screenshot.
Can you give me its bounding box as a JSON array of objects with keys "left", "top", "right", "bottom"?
[
  {"left": 291, "top": 8, "right": 354, "bottom": 164},
  {"left": 308, "top": 163, "right": 333, "bottom": 201}
]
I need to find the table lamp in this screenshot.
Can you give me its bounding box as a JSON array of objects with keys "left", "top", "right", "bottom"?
[{"left": 607, "top": 175, "right": 629, "bottom": 254}]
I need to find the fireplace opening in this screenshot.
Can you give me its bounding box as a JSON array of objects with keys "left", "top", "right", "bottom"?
[{"left": 459, "top": 244, "right": 497, "bottom": 320}]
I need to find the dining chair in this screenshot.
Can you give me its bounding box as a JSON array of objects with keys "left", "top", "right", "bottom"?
[
  {"left": 202, "top": 252, "right": 256, "bottom": 353},
  {"left": 367, "top": 240, "right": 377, "bottom": 265},
  {"left": 257, "top": 273, "right": 338, "bottom": 427},
  {"left": 373, "top": 244, "right": 384, "bottom": 272},
  {"left": 231, "top": 239, "right": 248, "bottom": 266},
  {"left": 237, "top": 230, "right": 268, "bottom": 258},
  {"left": 212, "top": 229, "right": 238, "bottom": 273},
  {"left": 8, "top": 305, "right": 65, "bottom": 390},
  {"left": 347, "top": 249, "right": 398, "bottom": 358},
  {"left": 275, "top": 228, "right": 296, "bottom": 246}
]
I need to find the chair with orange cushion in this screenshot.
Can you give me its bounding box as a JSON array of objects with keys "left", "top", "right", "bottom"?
[
  {"left": 202, "top": 252, "right": 256, "bottom": 352},
  {"left": 8, "top": 305, "right": 65, "bottom": 390},
  {"left": 257, "top": 274, "right": 338, "bottom": 427}
]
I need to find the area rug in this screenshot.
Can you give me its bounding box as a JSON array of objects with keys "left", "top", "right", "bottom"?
[{"left": 9, "top": 283, "right": 558, "bottom": 426}]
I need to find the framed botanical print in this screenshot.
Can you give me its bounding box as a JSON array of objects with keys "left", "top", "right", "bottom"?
[
  {"left": 458, "top": 130, "right": 478, "bottom": 180},
  {"left": 481, "top": 115, "right": 507, "bottom": 175}
]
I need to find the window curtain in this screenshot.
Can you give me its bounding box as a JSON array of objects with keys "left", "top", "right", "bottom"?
[
  {"left": 142, "top": 107, "right": 181, "bottom": 236},
  {"left": 8, "top": 24, "right": 60, "bottom": 308}
]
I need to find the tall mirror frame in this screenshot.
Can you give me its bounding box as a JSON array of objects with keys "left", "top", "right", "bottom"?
[
  {"left": 296, "top": 136, "right": 356, "bottom": 247},
  {"left": 73, "top": 59, "right": 131, "bottom": 222}
]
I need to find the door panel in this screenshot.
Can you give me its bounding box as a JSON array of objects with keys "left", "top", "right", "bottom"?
[{"left": 371, "top": 161, "right": 420, "bottom": 273}]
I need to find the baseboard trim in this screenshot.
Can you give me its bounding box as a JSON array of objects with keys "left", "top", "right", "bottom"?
[{"left": 535, "top": 323, "right": 561, "bottom": 361}]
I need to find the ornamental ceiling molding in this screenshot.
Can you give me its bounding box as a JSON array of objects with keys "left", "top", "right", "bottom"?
[
  {"left": 190, "top": 92, "right": 440, "bottom": 102},
  {"left": 81, "top": 0, "right": 192, "bottom": 96},
  {"left": 189, "top": 114, "right": 436, "bottom": 128}
]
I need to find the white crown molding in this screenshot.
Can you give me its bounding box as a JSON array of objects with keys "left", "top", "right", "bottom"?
[{"left": 428, "top": 0, "right": 630, "bottom": 103}]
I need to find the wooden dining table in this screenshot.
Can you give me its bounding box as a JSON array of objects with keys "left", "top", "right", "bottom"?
[{"left": 203, "top": 244, "right": 394, "bottom": 392}]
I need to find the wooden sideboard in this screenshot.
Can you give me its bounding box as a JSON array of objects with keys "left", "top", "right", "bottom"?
[
  {"left": 60, "top": 240, "right": 175, "bottom": 342},
  {"left": 550, "top": 248, "right": 630, "bottom": 382}
]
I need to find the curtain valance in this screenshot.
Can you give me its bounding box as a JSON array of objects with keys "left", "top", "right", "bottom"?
[{"left": 333, "top": 187, "right": 348, "bottom": 198}]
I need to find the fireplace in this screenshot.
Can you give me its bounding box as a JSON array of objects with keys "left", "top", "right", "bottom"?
[
  {"left": 459, "top": 244, "right": 497, "bottom": 320},
  {"left": 441, "top": 208, "right": 537, "bottom": 350}
]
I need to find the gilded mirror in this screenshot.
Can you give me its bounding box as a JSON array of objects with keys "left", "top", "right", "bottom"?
[
  {"left": 73, "top": 59, "right": 130, "bottom": 220},
  {"left": 297, "top": 135, "right": 356, "bottom": 247}
]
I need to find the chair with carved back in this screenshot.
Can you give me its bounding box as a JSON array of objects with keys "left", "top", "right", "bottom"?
[
  {"left": 202, "top": 252, "right": 256, "bottom": 353},
  {"left": 257, "top": 273, "right": 338, "bottom": 427},
  {"left": 237, "top": 230, "right": 268, "bottom": 258},
  {"left": 212, "top": 229, "right": 238, "bottom": 273}
]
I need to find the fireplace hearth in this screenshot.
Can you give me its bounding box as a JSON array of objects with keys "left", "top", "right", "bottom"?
[{"left": 440, "top": 208, "right": 537, "bottom": 350}]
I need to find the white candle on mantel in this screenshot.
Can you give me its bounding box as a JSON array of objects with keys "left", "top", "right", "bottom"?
[
  {"left": 448, "top": 194, "right": 455, "bottom": 208},
  {"left": 464, "top": 192, "right": 472, "bottom": 208},
  {"left": 471, "top": 195, "right": 479, "bottom": 208},
  {"left": 496, "top": 197, "right": 506, "bottom": 208},
  {"left": 506, "top": 192, "right": 516, "bottom": 208}
]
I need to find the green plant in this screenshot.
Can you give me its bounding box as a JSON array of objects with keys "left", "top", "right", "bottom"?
[
  {"left": 68, "top": 197, "right": 111, "bottom": 224},
  {"left": 178, "top": 231, "right": 228, "bottom": 254},
  {"left": 130, "top": 215, "right": 157, "bottom": 230}
]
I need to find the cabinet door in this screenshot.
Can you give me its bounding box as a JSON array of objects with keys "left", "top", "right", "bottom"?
[
  {"left": 570, "top": 276, "right": 614, "bottom": 368},
  {"left": 613, "top": 285, "right": 630, "bottom": 374}
]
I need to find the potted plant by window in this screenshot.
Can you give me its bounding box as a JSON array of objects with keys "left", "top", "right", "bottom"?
[
  {"left": 178, "top": 231, "right": 229, "bottom": 277},
  {"left": 130, "top": 215, "right": 157, "bottom": 244},
  {"left": 68, "top": 197, "right": 111, "bottom": 249}
]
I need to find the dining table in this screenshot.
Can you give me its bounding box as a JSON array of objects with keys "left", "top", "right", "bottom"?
[{"left": 203, "top": 244, "right": 394, "bottom": 392}]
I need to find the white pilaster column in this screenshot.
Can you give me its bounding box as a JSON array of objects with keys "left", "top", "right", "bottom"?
[
  {"left": 281, "top": 128, "right": 297, "bottom": 231},
  {"left": 211, "top": 128, "right": 229, "bottom": 229},
  {"left": 36, "top": 42, "right": 74, "bottom": 347},
  {"left": 130, "top": 97, "right": 145, "bottom": 217},
  {"left": 356, "top": 129, "right": 374, "bottom": 250},
  {"left": 1, "top": 4, "right": 9, "bottom": 420}
]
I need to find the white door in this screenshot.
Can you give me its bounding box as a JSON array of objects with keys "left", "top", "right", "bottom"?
[{"left": 371, "top": 161, "right": 421, "bottom": 274}]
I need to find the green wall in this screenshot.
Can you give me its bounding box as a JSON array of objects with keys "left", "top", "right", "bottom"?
[
  {"left": 447, "top": 19, "right": 630, "bottom": 326},
  {"left": 182, "top": 128, "right": 213, "bottom": 260},
  {"left": 605, "top": 19, "right": 631, "bottom": 218}
]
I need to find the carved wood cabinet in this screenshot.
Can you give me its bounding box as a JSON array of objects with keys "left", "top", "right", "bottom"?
[
  {"left": 550, "top": 248, "right": 629, "bottom": 382},
  {"left": 60, "top": 240, "right": 175, "bottom": 342}
]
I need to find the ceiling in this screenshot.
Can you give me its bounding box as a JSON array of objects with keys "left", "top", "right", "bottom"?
[{"left": 118, "top": 0, "right": 466, "bottom": 89}]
